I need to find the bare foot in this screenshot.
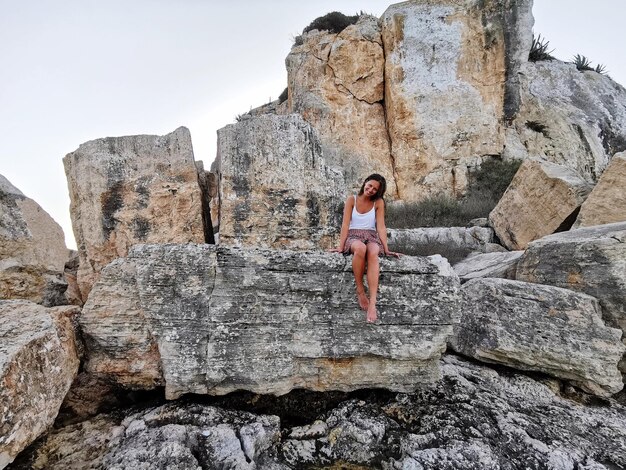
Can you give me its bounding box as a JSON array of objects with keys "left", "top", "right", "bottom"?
[
  {"left": 356, "top": 291, "right": 369, "bottom": 311},
  {"left": 366, "top": 304, "right": 377, "bottom": 323}
]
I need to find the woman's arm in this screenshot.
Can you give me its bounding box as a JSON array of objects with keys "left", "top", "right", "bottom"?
[
  {"left": 330, "top": 196, "right": 353, "bottom": 252},
  {"left": 375, "top": 199, "right": 400, "bottom": 257}
]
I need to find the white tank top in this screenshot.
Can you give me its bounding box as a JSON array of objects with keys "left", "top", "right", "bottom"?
[{"left": 349, "top": 195, "right": 376, "bottom": 230}]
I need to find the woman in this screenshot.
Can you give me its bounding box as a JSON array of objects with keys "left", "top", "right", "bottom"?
[{"left": 329, "top": 174, "right": 401, "bottom": 323}]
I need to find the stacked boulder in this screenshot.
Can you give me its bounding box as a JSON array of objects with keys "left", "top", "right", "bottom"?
[
  {"left": 63, "top": 126, "right": 207, "bottom": 302},
  {"left": 0, "top": 175, "right": 69, "bottom": 306}
]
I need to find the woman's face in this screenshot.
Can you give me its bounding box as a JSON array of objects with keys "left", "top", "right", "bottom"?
[{"left": 364, "top": 179, "right": 381, "bottom": 199}]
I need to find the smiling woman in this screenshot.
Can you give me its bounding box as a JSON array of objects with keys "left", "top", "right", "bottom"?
[{"left": 329, "top": 173, "right": 401, "bottom": 323}]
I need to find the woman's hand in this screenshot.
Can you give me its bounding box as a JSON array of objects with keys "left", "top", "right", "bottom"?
[
  {"left": 328, "top": 247, "right": 344, "bottom": 253},
  {"left": 384, "top": 250, "right": 401, "bottom": 258}
]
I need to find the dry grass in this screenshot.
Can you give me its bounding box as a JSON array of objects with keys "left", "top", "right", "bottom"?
[{"left": 386, "top": 158, "right": 521, "bottom": 229}]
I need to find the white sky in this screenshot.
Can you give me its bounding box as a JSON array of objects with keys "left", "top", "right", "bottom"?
[{"left": 1, "top": 0, "right": 623, "bottom": 250}]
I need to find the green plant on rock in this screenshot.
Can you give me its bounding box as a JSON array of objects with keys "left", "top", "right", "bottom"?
[
  {"left": 529, "top": 34, "right": 555, "bottom": 62},
  {"left": 572, "top": 54, "right": 594, "bottom": 71},
  {"left": 302, "top": 11, "right": 359, "bottom": 35},
  {"left": 595, "top": 63, "right": 608, "bottom": 75}
]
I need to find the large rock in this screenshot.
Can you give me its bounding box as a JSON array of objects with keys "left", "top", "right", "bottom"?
[
  {"left": 452, "top": 250, "right": 523, "bottom": 282},
  {"left": 81, "top": 244, "right": 461, "bottom": 399},
  {"left": 387, "top": 227, "right": 494, "bottom": 263},
  {"left": 15, "top": 356, "right": 626, "bottom": 469},
  {"left": 516, "top": 223, "right": 626, "bottom": 367},
  {"left": 574, "top": 152, "right": 626, "bottom": 227},
  {"left": 0, "top": 300, "right": 80, "bottom": 469},
  {"left": 380, "top": 0, "right": 533, "bottom": 200},
  {"left": 0, "top": 175, "right": 68, "bottom": 306},
  {"left": 63, "top": 127, "right": 206, "bottom": 302},
  {"left": 505, "top": 61, "right": 626, "bottom": 182},
  {"left": 214, "top": 114, "right": 344, "bottom": 250},
  {"left": 286, "top": 16, "right": 396, "bottom": 196},
  {"left": 450, "top": 278, "right": 624, "bottom": 396},
  {"left": 489, "top": 159, "right": 593, "bottom": 250},
  {"left": 9, "top": 403, "right": 280, "bottom": 470}
]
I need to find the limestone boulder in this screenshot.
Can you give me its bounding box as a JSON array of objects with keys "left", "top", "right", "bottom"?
[
  {"left": 516, "top": 223, "right": 626, "bottom": 360},
  {"left": 380, "top": 0, "right": 533, "bottom": 200},
  {"left": 450, "top": 278, "right": 624, "bottom": 396},
  {"left": 63, "top": 127, "right": 206, "bottom": 302},
  {"left": 0, "top": 175, "right": 68, "bottom": 306},
  {"left": 504, "top": 61, "right": 626, "bottom": 182},
  {"left": 286, "top": 16, "right": 395, "bottom": 196},
  {"left": 81, "top": 244, "right": 461, "bottom": 399},
  {"left": 0, "top": 300, "right": 80, "bottom": 469},
  {"left": 80, "top": 257, "right": 163, "bottom": 390},
  {"left": 452, "top": 250, "right": 523, "bottom": 282},
  {"left": 489, "top": 159, "right": 593, "bottom": 250},
  {"left": 387, "top": 227, "right": 494, "bottom": 263},
  {"left": 574, "top": 152, "right": 626, "bottom": 227},
  {"left": 214, "top": 114, "right": 344, "bottom": 250}
]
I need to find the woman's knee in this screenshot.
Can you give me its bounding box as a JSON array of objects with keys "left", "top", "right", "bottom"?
[
  {"left": 351, "top": 242, "right": 367, "bottom": 258},
  {"left": 366, "top": 243, "right": 380, "bottom": 259}
]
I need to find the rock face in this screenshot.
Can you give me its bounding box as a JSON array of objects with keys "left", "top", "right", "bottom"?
[
  {"left": 574, "top": 152, "right": 626, "bottom": 227},
  {"left": 516, "top": 223, "right": 626, "bottom": 368},
  {"left": 10, "top": 403, "right": 280, "bottom": 470},
  {"left": 0, "top": 300, "right": 80, "bottom": 469},
  {"left": 214, "top": 114, "right": 344, "bottom": 250},
  {"left": 505, "top": 61, "right": 626, "bottom": 181},
  {"left": 0, "top": 175, "right": 68, "bottom": 306},
  {"left": 13, "top": 355, "right": 626, "bottom": 469},
  {"left": 489, "top": 159, "right": 593, "bottom": 250},
  {"left": 387, "top": 227, "right": 494, "bottom": 263},
  {"left": 63, "top": 127, "right": 206, "bottom": 302},
  {"left": 286, "top": 16, "right": 395, "bottom": 196},
  {"left": 450, "top": 278, "right": 624, "bottom": 396},
  {"left": 81, "top": 244, "right": 460, "bottom": 399},
  {"left": 380, "top": 0, "right": 533, "bottom": 200},
  {"left": 452, "top": 250, "right": 523, "bottom": 282}
]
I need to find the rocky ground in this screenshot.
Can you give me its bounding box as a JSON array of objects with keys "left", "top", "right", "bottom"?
[{"left": 10, "top": 355, "right": 626, "bottom": 469}]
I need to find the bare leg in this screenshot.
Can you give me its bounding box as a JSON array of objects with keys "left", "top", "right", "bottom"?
[
  {"left": 365, "top": 243, "right": 380, "bottom": 322},
  {"left": 350, "top": 241, "right": 369, "bottom": 311}
]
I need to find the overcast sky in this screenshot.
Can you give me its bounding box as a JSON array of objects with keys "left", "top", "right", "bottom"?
[{"left": 1, "top": 0, "right": 623, "bottom": 249}]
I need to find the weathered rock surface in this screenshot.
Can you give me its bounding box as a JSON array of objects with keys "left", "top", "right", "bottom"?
[
  {"left": 381, "top": 0, "right": 533, "bottom": 200},
  {"left": 81, "top": 244, "right": 460, "bottom": 399},
  {"left": 63, "top": 127, "right": 206, "bottom": 302},
  {"left": 9, "top": 403, "right": 281, "bottom": 470},
  {"left": 214, "top": 114, "right": 344, "bottom": 250},
  {"left": 575, "top": 152, "right": 626, "bottom": 227},
  {"left": 0, "top": 300, "right": 80, "bottom": 469},
  {"left": 505, "top": 61, "right": 626, "bottom": 182},
  {"left": 450, "top": 278, "right": 624, "bottom": 396},
  {"left": 0, "top": 175, "right": 68, "bottom": 306},
  {"left": 489, "top": 159, "right": 593, "bottom": 250},
  {"left": 387, "top": 227, "right": 494, "bottom": 263},
  {"left": 13, "top": 356, "right": 626, "bottom": 469},
  {"left": 286, "top": 16, "right": 395, "bottom": 196},
  {"left": 516, "top": 223, "right": 626, "bottom": 368},
  {"left": 452, "top": 250, "right": 523, "bottom": 282}
]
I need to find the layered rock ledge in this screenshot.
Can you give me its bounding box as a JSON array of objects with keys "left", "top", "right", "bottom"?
[{"left": 81, "top": 245, "right": 461, "bottom": 399}]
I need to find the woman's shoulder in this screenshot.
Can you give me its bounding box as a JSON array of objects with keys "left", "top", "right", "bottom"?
[
  {"left": 345, "top": 195, "right": 355, "bottom": 206},
  {"left": 374, "top": 198, "right": 385, "bottom": 209}
]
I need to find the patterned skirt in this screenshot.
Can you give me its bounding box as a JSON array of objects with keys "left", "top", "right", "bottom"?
[{"left": 343, "top": 229, "right": 384, "bottom": 256}]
